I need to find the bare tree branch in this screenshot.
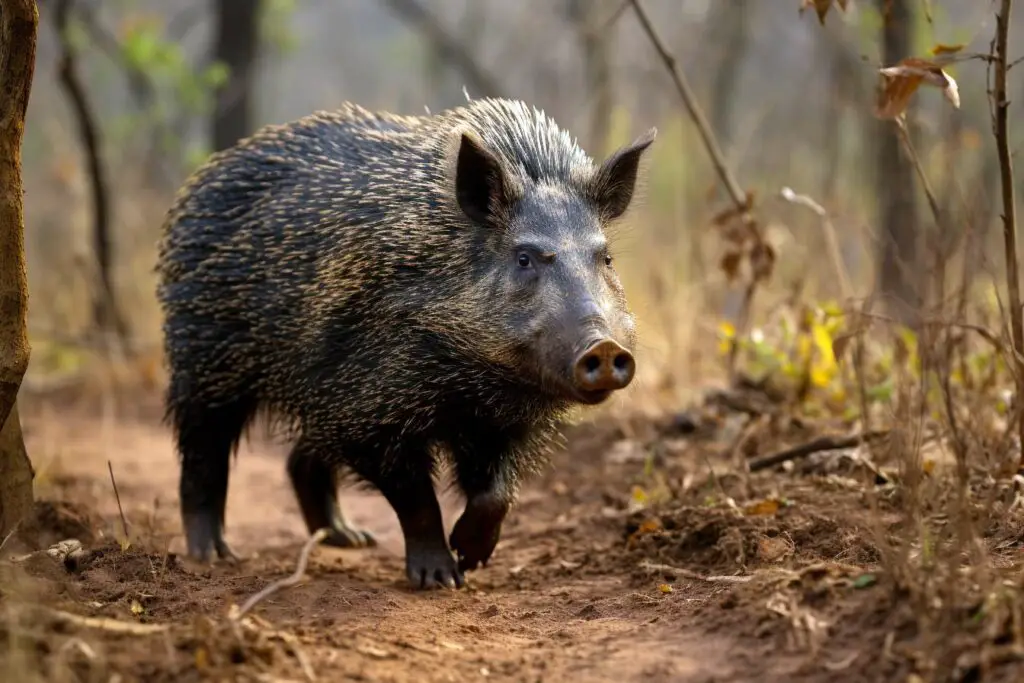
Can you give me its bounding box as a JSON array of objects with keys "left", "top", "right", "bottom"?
[
  {"left": 627, "top": 0, "right": 747, "bottom": 209},
  {"left": 991, "top": 0, "right": 1024, "bottom": 469},
  {"left": 52, "top": 0, "right": 130, "bottom": 348},
  {"left": 379, "top": 0, "right": 504, "bottom": 99}
]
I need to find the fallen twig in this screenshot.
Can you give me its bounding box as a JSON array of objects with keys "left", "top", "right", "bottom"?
[
  {"left": 232, "top": 528, "right": 330, "bottom": 620},
  {"left": 748, "top": 430, "right": 890, "bottom": 472},
  {"left": 275, "top": 630, "right": 317, "bottom": 683},
  {"left": 108, "top": 460, "right": 130, "bottom": 544},
  {"left": 24, "top": 605, "right": 170, "bottom": 635},
  {"left": 639, "top": 560, "right": 753, "bottom": 584},
  {"left": 0, "top": 520, "right": 21, "bottom": 554}
]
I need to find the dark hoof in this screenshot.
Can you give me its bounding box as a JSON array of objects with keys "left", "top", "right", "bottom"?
[
  {"left": 406, "top": 546, "right": 464, "bottom": 590},
  {"left": 449, "top": 496, "right": 507, "bottom": 573},
  {"left": 321, "top": 527, "right": 377, "bottom": 549},
  {"left": 183, "top": 512, "right": 241, "bottom": 564}
]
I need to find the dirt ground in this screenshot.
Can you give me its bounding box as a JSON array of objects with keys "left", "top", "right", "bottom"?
[{"left": 3, "top": 385, "right": 1024, "bottom": 683}]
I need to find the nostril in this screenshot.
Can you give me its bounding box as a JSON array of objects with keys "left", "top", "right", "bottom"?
[
  {"left": 583, "top": 354, "right": 601, "bottom": 374},
  {"left": 613, "top": 353, "right": 631, "bottom": 372}
]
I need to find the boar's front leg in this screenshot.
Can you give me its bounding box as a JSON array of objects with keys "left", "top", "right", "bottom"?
[{"left": 448, "top": 429, "right": 525, "bottom": 573}]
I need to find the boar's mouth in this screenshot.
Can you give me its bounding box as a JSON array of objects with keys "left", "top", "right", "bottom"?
[{"left": 572, "top": 387, "right": 615, "bottom": 405}]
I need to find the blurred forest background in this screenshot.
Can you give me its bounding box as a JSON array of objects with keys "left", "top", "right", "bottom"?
[{"left": 19, "top": 0, "right": 1020, "bottom": 410}]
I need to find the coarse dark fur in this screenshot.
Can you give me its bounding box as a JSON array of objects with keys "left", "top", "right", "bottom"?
[{"left": 156, "top": 97, "right": 655, "bottom": 589}]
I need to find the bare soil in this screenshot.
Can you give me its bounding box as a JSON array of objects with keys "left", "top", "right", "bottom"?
[{"left": 3, "top": 387, "right": 1023, "bottom": 683}]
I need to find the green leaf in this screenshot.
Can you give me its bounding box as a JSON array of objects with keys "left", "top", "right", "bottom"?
[
  {"left": 853, "top": 573, "right": 877, "bottom": 589},
  {"left": 203, "top": 62, "right": 231, "bottom": 89}
]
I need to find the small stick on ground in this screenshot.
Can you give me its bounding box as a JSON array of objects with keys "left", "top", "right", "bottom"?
[
  {"left": 233, "top": 528, "right": 330, "bottom": 621},
  {"left": 639, "top": 560, "right": 753, "bottom": 584},
  {"left": 748, "top": 430, "right": 890, "bottom": 472},
  {"left": 15, "top": 605, "right": 171, "bottom": 635},
  {"left": 0, "top": 520, "right": 21, "bottom": 554},
  {"left": 107, "top": 460, "right": 129, "bottom": 543}
]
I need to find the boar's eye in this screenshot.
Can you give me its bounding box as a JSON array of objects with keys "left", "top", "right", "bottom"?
[
  {"left": 517, "top": 252, "right": 532, "bottom": 269},
  {"left": 604, "top": 254, "right": 613, "bottom": 266}
]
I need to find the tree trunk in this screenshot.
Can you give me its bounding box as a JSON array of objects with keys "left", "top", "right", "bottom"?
[
  {"left": 212, "top": 0, "right": 261, "bottom": 152},
  {"left": 876, "top": 0, "right": 920, "bottom": 321},
  {"left": 0, "top": 0, "right": 37, "bottom": 539},
  {"left": 0, "top": 403, "right": 32, "bottom": 540}
]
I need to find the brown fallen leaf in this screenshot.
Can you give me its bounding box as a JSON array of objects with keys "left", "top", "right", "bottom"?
[
  {"left": 626, "top": 517, "right": 663, "bottom": 549},
  {"left": 875, "top": 57, "right": 960, "bottom": 119},
  {"left": 749, "top": 239, "right": 776, "bottom": 283},
  {"left": 720, "top": 250, "right": 743, "bottom": 282},
  {"left": 757, "top": 536, "right": 793, "bottom": 563},
  {"left": 744, "top": 497, "right": 781, "bottom": 517}
]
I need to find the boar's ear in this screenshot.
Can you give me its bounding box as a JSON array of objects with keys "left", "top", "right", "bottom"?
[
  {"left": 455, "top": 131, "right": 512, "bottom": 226},
  {"left": 589, "top": 127, "right": 657, "bottom": 220}
]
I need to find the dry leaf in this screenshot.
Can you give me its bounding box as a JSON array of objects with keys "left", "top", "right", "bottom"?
[
  {"left": 658, "top": 583, "right": 673, "bottom": 594},
  {"left": 744, "top": 498, "right": 781, "bottom": 516},
  {"left": 875, "top": 57, "right": 960, "bottom": 119},
  {"left": 757, "top": 536, "right": 793, "bottom": 562},
  {"left": 626, "top": 518, "right": 662, "bottom": 549},
  {"left": 720, "top": 250, "right": 742, "bottom": 282},
  {"left": 930, "top": 43, "right": 965, "bottom": 56},
  {"left": 637, "top": 518, "right": 662, "bottom": 534},
  {"left": 749, "top": 240, "right": 776, "bottom": 282},
  {"left": 130, "top": 599, "right": 144, "bottom": 616}
]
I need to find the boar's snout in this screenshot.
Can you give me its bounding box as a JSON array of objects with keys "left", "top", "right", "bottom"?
[{"left": 572, "top": 338, "right": 635, "bottom": 402}]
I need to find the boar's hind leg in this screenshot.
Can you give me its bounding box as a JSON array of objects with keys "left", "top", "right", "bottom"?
[
  {"left": 286, "top": 436, "right": 376, "bottom": 548},
  {"left": 176, "top": 397, "right": 255, "bottom": 563}
]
